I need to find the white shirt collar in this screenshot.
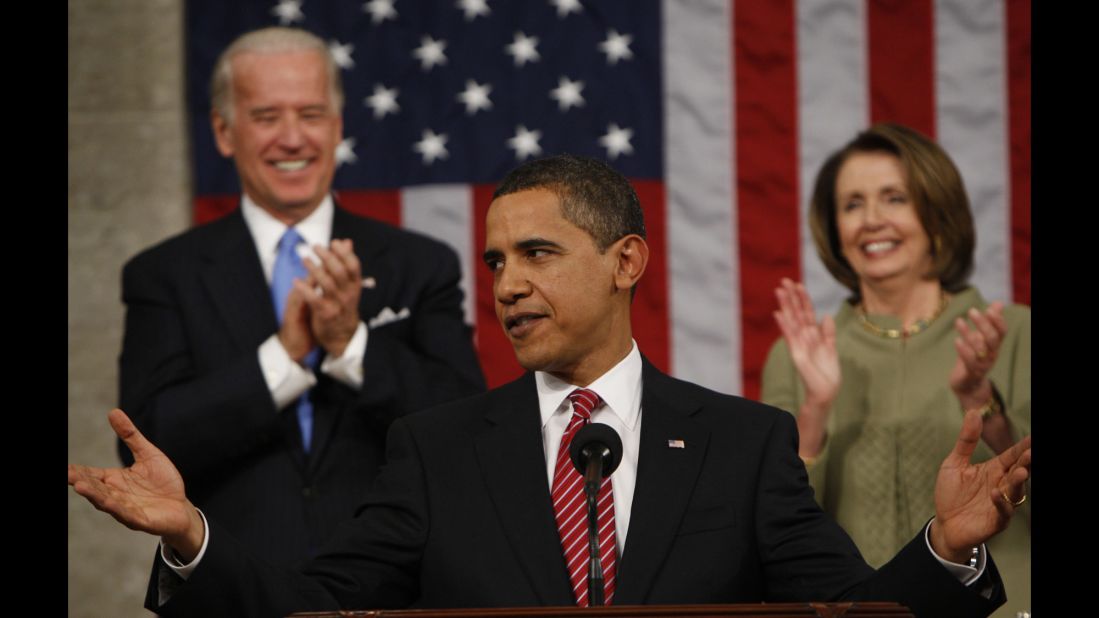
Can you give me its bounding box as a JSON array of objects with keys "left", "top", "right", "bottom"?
[
  {"left": 240, "top": 194, "right": 334, "bottom": 282},
  {"left": 535, "top": 340, "right": 643, "bottom": 432}
]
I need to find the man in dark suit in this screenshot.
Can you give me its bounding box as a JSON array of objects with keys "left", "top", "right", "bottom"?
[
  {"left": 116, "top": 26, "right": 485, "bottom": 568},
  {"left": 73, "top": 155, "right": 1031, "bottom": 617}
]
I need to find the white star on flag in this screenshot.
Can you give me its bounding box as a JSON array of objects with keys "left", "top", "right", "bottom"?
[
  {"left": 507, "top": 125, "right": 543, "bottom": 160},
  {"left": 363, "top": 0, "right": 397, "bottom": 24},
  {"left": 549, "top": 76, "right": 585, "bottom": 112},
  {"left": 413, "top": 129, "right": 449, "bottom": 164},
  {"left": 364, "top": 84, "right": 400, "bottom": 119},
  {"left": 336, "top": 138, "right": 358, "bottom": 167},
  {"left": 599, "top": 123, "right": 634, "bottom": 159},
  {"left": 271, "top": 0, "right": 304, "bottom": 25},
  {"left": 457, "top": 80, "right": 493, "bottom": 115},
  {"left": 505, "top": 32, "right": 540, "bottom": 67},
  {"left": 549, "top": 0, "right": 582, "bottom": 18},
  {"left": 457, "top": 0, "right": 491, "bottom": 21},
  {"left": 329, "top": 41, "right": 355, "bottom": 70},
  {"left": 412, "top": 36, "right": 448, "bottom": 71},
  {"left": 598, "top": 29, "right": 634, "bottom": 65}
]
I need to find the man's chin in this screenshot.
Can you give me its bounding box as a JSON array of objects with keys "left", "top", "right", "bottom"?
[{"left": 512, "top": 347, "right": 552, "bottom": 373}]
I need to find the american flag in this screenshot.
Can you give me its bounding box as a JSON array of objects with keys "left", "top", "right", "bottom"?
[{"left": 187, "top": 0, "right": 1030, "bottom": 398}]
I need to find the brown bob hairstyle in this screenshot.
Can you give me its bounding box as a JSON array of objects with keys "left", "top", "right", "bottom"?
[{"left": 808, "top": 123, "right": 975, "bottom": 299}]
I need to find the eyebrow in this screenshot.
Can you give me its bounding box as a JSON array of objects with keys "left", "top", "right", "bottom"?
[{"left": 481, "top": 237, "right": 564, "bottom": 264}]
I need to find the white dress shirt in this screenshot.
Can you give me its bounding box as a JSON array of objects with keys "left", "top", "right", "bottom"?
[
  {"left": 536, "top": 340, "right": 643, "bottom": 555},
  {"left": 240, "top": 195, "right": 369, "bottom": 410}
]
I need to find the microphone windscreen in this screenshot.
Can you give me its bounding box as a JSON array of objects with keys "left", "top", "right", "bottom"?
[{"left": 569, "top": 423, "right": 624, "bottom": 477}]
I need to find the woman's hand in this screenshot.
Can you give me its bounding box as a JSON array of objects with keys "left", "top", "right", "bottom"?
[
  {"left": 773, "top": 278, "right": 840, "bottom": 458},
  {"left": 949, "top": 302, "right": 1006, "bottom": 410}
]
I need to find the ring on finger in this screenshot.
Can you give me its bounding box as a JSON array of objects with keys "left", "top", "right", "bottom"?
[{"left": 999, "top": 488, "right": 1026, "bottom": 507}]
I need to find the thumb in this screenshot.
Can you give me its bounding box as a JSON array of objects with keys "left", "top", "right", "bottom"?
[{"left": 108, "top": 409, "right": 158, "bottom": 462}]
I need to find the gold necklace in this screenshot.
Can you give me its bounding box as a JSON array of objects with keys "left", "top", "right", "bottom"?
[{"left": 856, "top": 292, "right": 949, "bottom": 339}]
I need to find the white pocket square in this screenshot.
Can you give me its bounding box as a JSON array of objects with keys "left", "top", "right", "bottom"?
[{"left": 368, "top": 306, "right": 411, "bottom": 328}]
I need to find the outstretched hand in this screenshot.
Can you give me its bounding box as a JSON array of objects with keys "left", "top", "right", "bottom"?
[
  {"left": 68, "top": 409, "right": 204, "bottom": 560},
  {"left": 930, "top": 409, "right": 1032, "bottom": 563}
]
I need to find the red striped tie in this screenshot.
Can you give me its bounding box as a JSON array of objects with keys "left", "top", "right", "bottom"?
[{"left": 551, "top": 388, "right": 617, "bottom": 607}]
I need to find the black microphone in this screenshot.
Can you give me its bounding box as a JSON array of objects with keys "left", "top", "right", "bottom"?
[
  {"left": 568, "top": 423, "right": 623, "bottom": 607},
  {"left": 569, "top": 423, "right": 624, "bottom": 486}
]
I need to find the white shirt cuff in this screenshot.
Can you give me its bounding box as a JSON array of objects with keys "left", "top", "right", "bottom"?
[
  {"left": 156, "top": 508, "right": 211, "bottom": 606},
  {"left": 923, "top": 518, "right": 986, "bottom": 586},
  {"left": 258, "top": 335, "right": 317, "bottom": 410},
  {"left": 319, "top": 321, "right": 367, "bottom": 389}
]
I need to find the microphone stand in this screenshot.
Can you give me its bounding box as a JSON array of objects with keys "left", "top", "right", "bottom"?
[{"left": 582, "top": 446, "right": 609, "bottom": 607}]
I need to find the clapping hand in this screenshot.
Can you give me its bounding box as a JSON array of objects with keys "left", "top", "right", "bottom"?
[
  {"left": 297, "top": 238, "right": 363, "bottom": 358},
  {"left": 772, "top": 278, "right": 840, "bottom": 459},
  {"left": 950, "top": 302, "right": 1007, "bottom": 412}
]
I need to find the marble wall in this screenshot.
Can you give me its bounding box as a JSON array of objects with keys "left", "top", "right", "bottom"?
[{"left": 69, "top": 1, "right": 189, "bottom": 615}]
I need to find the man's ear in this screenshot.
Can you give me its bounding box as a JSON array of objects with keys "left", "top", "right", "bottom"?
[
  {"left": 613, "top": 235, "right": 649, "bottom": 292},
  {"left": 211, "top": 111, "right": 235, "bottom": 158}
]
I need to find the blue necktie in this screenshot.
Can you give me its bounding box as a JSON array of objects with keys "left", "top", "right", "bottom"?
[{"left": 271, "top": 228, "right": 319, "bottom": 452}]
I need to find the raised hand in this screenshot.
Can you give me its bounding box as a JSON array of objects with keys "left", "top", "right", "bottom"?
[
  {"left": 929, "top": 409, "right": 1031, "bottom": 563},
  {"left": 278, "top": 279, "right": 318, "bottom": 363},
  {"left": 773, "top": 278, "right": 841, "bottom": 412},
  {"left": 949, "top": 302, "right": 1007, "bottom": 412},
  {"left": 68, "top": 409, "right": 205, "bottom": 560},
  {"left": 298, "top": 238, "right": 363, "bottom": 358},
  {"left": 772, "top": 278, "right": 840, "bottom": 460}
]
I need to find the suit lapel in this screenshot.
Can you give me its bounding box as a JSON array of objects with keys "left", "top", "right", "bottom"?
[
  {"left": 195, "top": 210, "right": 308, "bottom": 469},
  {"left": 614, "top": 360, "right": 710, "bottom": 605},
  {"left": 197, "top": 210, "right": 280, "bottom": 355},
  {"left": 473, "top": 375, "right": 576, "bottom": 606}
]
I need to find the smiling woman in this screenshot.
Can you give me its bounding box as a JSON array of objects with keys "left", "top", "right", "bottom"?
[{"left": 760, "top": 124, "right": 1031, "bottom": 618}]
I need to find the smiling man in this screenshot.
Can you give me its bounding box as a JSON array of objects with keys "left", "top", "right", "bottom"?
[
  {"left": 76, "top": 155, "right": 1030, "bottom": 618},
  {"left": 115, "top": 27, "right": 485, "bottom": 569}
]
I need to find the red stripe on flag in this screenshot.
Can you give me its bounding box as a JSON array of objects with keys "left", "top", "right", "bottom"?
[
  {"left": 630, "top": 180, "right": 669, "bottom": 374},
  {"left": 1007, "top": 0, "right": 1030, "bottom": 305},
  {"left": 194, "top": 195, "right": 240, "bottom": 225},
  {"left": 332, "top": 189, "right": 402, "bottom": 227},
  {"left": 473, "top": 184, "right": 525, "bottom": 388},
  {"left": 867, "top": 0, "right": 936, "bottom": 137},
  {"left": 734, "top": 0, "right": 801, "bottom": 400}
]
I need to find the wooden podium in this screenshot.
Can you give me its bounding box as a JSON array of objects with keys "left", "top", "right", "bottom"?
[{"left": 291, "top": 602, "right": 913, "bottom": 617}]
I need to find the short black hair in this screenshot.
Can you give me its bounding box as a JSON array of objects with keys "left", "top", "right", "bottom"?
[{"left": 493, "top": 154, "right": 645, "bottom": 252}]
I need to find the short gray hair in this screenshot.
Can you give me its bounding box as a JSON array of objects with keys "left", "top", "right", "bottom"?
[{"left": 210, "top": 27, "right": 344, "bottom": 124}]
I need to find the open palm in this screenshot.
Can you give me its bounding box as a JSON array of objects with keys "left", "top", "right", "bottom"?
[
  {"left": 932, "top": 409, "right": 1031, "bottom": 559},
  {"left": 68, "top": 409, "right": 194, "bottom": 539}
]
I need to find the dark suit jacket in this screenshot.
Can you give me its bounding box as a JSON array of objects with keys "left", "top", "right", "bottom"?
[
  {"left": 119, "top": 205, "right": 486, "bottom": 567},
  {"left": 150, "top": 360, "right": 1004, "bottom": 618}
]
